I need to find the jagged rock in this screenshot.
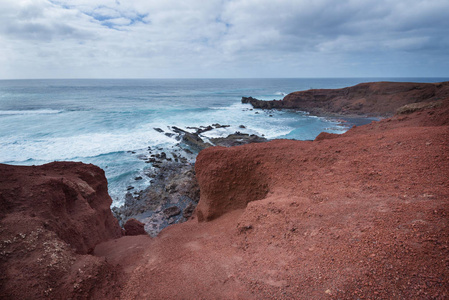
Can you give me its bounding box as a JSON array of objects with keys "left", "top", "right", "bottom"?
[
  {"left": 211, "top": 132, "right": 267, "bottom": 147},
  {"left": 163, "top": 206, "right": 181, "bottom": 218}
]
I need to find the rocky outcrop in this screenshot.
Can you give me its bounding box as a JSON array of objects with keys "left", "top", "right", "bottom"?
[
  {"left": 115, "top": 124, "right": 267, "bottom": 236},
  {"left": 243, "top": 81, "right": 449, "bottom": 116},
  {"left": 195, "top": 147, "right": 269, "bottom": 221},
  {"left": 115, "top": 161, "right": 200, "bottom": 237},
  {"left": 0, "top": 162, "right": 123, "bottom": 299}
]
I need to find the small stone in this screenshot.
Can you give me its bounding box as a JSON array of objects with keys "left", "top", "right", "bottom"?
[{"left": 163, "top": 206, "right": 181, "bottom": 218}]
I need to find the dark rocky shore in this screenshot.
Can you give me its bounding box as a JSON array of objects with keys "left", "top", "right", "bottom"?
[{"left": 113, "top": 124, "right": 267, "bottom": 236}]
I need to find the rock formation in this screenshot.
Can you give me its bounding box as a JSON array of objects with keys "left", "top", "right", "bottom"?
[
  {"left": 243, "top": 81, "right": 449, "bottom": 116},
  {"left": 0, "top": 162, "right": 123, "bottom": 299},
  {"left": 114, "top": 125, "right": 267, "bottom": 236}
]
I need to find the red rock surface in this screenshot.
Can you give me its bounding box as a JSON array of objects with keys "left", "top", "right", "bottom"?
[
  {"left": 247, "top": 81, "right": 449, "bottom": 116},
  {"left": 0, "top": 162, "right": 123, "bottom": 299},
  {"left": 105, "top": 98, "right": 448, "bottom": 299},
  {"left": 124, "top": 218, "right": 147, "bottom": 236}
]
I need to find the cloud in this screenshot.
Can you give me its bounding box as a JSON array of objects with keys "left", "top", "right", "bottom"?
[{"left": 0, "top": 0, "right": 448, "bottom": 79}]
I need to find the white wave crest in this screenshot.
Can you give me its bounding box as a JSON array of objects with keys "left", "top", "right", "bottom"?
[{"left": 0, "top": 109, "right": 63, "bottom": 115}]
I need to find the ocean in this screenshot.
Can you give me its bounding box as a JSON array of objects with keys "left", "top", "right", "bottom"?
[{"left": 1, "top": 78, "right": 446, "bottom": 207}]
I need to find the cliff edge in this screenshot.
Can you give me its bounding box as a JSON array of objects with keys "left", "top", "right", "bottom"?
[{"left": 0, "top": 162, "right": 123, "bottom": 299}]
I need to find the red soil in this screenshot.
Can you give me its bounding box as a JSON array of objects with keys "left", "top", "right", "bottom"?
[{"left": 101, "top": 99, "right": 449, "bottom": 299}]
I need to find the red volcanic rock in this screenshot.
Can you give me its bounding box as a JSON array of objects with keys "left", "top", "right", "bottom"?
[
  {"left": 138, "top": 98, "right": 449, "bottom": 299},
  {"left": 195, "top": 147, "right": 269, "bottom": 221},
  {"left": 0, "top": 162, "right": 123, "bottom": 299},
  {"left": 124, "top": 218, "right": 146, "bottom": 236},
  {"left": 313, "top": 131, "right": 341, "bottom": 141},
  {"left": 245, "top": 81, "right": 449, "bottom": 116}
]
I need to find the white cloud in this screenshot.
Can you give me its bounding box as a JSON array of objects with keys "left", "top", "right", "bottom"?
[{"left": 0, "top": 0, "right": 448, "bottom": 78}]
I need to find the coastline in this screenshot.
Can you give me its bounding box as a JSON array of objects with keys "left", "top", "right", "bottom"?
[{"left": 1, "top": 81, "right": 449, "bottom": 298}]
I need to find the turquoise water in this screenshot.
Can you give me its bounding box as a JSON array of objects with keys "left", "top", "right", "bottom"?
[{"left": 1, "top": 78, "right": 446, "bottom": 206}]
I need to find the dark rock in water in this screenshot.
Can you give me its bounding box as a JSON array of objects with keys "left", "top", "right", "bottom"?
[
  {"left": 212, "top": 123, "right": 230, "bottom": 129},
  {"left": 127, "top": 186, "right": 134, "bottom": 190},
  {"left": 135, "top": 176, "right": 143, "bottom": 180},
  {"left": 124, "top": 218, "right": 146, "bottom": 236},
  {"left": 165, "top": 132, "right": 175, "bottom": 138},
  {"left": 154, "top": 127, "right": 164, "bottom": 133},
  {"left": 163, "top": 206, "right": 181, "bottom": 218},
  {"left": 242, "top": 96, "right": 282, "bottom": 109},
  {"left": 211, "top": 132, "right": 267, "bottom": 147},
  {"left": 197, "top": 125, "right": 213, "bottom": 134},
  {"left": 172, "top": 126, "right": 211, "bottom": 152},
  {"left": 239, "top": 125, "right": 246, "bottom": 129}
]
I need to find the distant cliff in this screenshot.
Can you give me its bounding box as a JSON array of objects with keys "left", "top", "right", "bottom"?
[{"left": 242, "top": 81, "right": 449, "bottom": 116}]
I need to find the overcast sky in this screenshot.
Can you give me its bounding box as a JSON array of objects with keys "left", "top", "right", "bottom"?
[{"left": 1, "top": 0, "right": 448, "bottom": 79}]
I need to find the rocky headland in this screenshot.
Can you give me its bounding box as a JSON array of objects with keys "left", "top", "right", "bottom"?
[
  {"left": 242, "top": 81, "right": 449, "bottom": 116},
  {"left": 1, "top": 82, "right": 449, "bottom": 298}
]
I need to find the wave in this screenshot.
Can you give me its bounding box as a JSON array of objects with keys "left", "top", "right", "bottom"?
[{"left": 0, "top": 109, "right": 63, "bottom": 115}]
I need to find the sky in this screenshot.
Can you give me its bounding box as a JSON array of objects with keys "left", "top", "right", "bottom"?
[{"left": 0, "top": 0, "right": 448, "bottom": 79}]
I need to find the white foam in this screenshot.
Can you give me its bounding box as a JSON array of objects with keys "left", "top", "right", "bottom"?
[
  {"left": 0, "top": 109, "right": 63, "bottom": 115},
  {"left": 0, "top": 128, "right": 177, "bottom": 163}
]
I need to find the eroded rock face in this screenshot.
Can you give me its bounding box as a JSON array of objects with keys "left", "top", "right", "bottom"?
[
  {"left": 0, "top": 162, "right": 123, "bottom": 299},
  {"left": 243, "top": 81, "right": 449, "bottom": 116},
  {"left": 195, "top": 146, "right": 269, "bottom": 221}
]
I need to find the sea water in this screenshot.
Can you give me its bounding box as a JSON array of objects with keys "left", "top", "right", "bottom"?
[{"left": 1, "top": 78, "right": 446, "bottom": 207}]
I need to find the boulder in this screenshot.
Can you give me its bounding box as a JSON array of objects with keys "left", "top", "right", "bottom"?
[{"left": 124, "top": 218, "right": 147, "bottom": 236}]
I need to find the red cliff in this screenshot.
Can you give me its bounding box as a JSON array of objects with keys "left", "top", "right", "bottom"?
[
  {"left": 0, "top": 162, "right": 123, "bottom": 299},
  {"left": 243, "top": 81, "right": 449, "bottom": 116}
]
